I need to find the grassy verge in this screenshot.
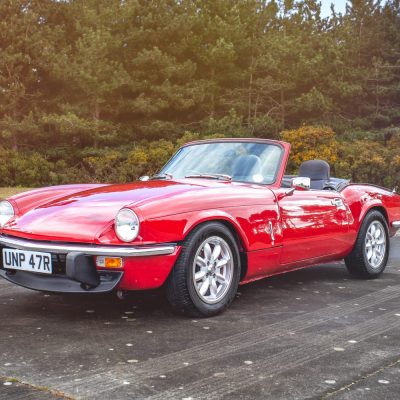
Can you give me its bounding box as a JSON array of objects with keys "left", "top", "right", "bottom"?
[{"left": 0, "top": 187, "right": 32, "bottom": 198}]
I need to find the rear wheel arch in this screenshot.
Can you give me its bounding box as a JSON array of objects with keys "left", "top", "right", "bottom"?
[
  {"left": 345, "top": 209, "right": 389, "bottom": 279},
  {"left": 359, "top": 205, "right": 388, "bottom": 226},
  {"left": 368, "top": 206, "right": 388, "bottom": 224}
]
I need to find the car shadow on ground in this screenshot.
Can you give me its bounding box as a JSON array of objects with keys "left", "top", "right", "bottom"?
[{"left": 7, "top": 260, "right": 382, "bottom": 323}]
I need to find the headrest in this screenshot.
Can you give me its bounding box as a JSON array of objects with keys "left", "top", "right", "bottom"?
[{"left": 299, "top": 159, "right": 330, "bottom": 180}]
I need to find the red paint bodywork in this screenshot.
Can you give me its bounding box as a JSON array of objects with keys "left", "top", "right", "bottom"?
[{"left": 2, "top": 139, "right": 400, "bottom": 290}]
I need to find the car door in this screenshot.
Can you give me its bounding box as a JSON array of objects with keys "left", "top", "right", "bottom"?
[{"left": 277, "top": 189, "right": 350, "bottom": 265}]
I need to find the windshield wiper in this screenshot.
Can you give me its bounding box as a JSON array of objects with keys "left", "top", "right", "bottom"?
[
  {"left": 185, "top": 173, "right": 232, "bottom": 181},
  {"left": 150, "top": 172, "right": 173, "bottom": 180}
]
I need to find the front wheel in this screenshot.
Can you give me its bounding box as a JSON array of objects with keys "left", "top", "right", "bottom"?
[
  {"left": 345, "top": 210, "right": 389, "bottom": 279},
  {"left": 166, "top": 222, "right": 241, "bottom": 317}
]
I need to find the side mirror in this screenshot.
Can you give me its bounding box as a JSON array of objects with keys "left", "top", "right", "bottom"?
[
  {"left": 292, "top": 177, "right": 311, "bottom": 191},
  {"left": 139, "top": 175, "right": 150, "bottom": 181}
]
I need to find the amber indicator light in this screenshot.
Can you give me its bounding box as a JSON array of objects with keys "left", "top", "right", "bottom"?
[{"left": 96, "top": 256, "right": 123, "bottom": 269}]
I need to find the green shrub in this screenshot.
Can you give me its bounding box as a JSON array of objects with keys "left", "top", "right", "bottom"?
[{"left": 1, "top": 129, "right": 399, "bottom": 190}]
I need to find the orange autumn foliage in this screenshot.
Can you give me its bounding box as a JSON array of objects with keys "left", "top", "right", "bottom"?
[{"left": 281, "top": 126, "right": 338, "bottom": 173}]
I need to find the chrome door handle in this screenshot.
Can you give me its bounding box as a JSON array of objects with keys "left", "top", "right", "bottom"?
[
  {"left": 331, "top": 198, "right": 344, "bottom": 207},
  {"left": 269, "top": 221, "right": 275, "bottom": 242}
]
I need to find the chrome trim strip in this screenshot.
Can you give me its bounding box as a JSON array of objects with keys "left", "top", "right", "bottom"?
[
  {"left": 392, "top": 221, "right": 400, "bottom": 229},
  {"left": 0, "top": 235, "right": 176, "bottom": 257}
]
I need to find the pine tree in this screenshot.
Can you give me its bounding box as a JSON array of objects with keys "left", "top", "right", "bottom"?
[{"left": 0, "top": 0, "right": 59, "bottom": 150}]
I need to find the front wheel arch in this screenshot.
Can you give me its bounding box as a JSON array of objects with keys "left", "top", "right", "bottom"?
[
  {"left": 166, "top": 221, "right": 242, "bottom": 317},
  {"left": 182, "top": 219, "right": 248, "bottom": 280}
]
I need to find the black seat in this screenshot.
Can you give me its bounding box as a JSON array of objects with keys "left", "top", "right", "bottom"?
[
  {"left": 298, "top": 160, "right": 330, "bottom": 190},
  {"left": 231, "top": 155, "right": 262, "bottom": 181}
]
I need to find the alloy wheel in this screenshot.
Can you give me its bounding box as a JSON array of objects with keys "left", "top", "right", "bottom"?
[{"left": 192, "top": 236, "right": 234, "bottom": 304}]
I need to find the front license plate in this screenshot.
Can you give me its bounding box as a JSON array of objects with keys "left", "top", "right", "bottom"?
[{"left": 2, "top": 248, "right": 52, "bottom": 274}]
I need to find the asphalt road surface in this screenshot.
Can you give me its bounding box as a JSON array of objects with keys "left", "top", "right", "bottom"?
[{"left": 1, "top": 238, "right": 400, "bottom": 400}]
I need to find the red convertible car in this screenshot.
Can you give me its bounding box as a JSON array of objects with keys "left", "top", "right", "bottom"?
[{"left": 1, "top": 138, "right": 400, "bottom": 316}]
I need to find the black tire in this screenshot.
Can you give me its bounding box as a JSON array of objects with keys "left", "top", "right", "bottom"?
[
  {"left": 345, "top": 210, "right": 390, "bottom": 279},
  {"left": 166, "top": 222, "right": 241, "bottom": 317}
]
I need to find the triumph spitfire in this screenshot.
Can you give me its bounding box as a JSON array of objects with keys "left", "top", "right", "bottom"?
[{"left": 1, "top": 138, "right": 400, "bottom": 316}]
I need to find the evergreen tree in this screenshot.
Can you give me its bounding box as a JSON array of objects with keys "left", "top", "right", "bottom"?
[{"left": 0, "top": 0, "right": 399, "bottom": 187}]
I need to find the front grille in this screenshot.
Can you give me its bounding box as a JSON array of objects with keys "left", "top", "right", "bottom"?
[
  {"left": 0, "top": 245, "right": 67, "bottom": 276},
  {"left": 51, "top": 253, "right": 67, "bottom": 275}
]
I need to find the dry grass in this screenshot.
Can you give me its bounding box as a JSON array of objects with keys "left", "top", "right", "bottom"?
[{"left": 0, "top": 187, "right": 32, "bottom": 199}]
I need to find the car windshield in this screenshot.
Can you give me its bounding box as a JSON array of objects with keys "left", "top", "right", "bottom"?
[{"left": 159, "top": 141, "right": 283, "bottom": 184}]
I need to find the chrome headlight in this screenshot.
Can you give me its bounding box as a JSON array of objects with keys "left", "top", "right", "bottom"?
[
  {"left": 115, "top": 208, "right": 140, "bottom": 242},
  {"left": 0, "top": 201, "right": 14, "bottom": 228}
]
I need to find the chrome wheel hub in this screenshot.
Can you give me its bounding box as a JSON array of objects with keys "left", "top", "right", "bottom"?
[
  {"left": 365, "top": 221, "right": 386, "bottom": 269},
  {"left": 192, "top": 236, "right": 234, "bottom": 304}
]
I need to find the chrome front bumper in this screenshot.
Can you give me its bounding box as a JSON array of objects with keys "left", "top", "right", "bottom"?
[
  {"left": 0, "top": 235, "right": 177, "bottom": 293},
  {"left": 0, "top": 235, "right": 176, "bottom": 257},
  {"left": 392, "top": 221, "right": 400, "bottom": 229}
]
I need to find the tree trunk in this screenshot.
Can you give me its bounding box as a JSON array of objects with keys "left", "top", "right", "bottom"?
[
  {"left": 248, "top": 34, "right": 255, "bottom": 127},
  {"left": 11, "top": 110, "right": 18, "bottom": 151},
  {"left": 248, "top": 68, "right": 253, "bottom": 127},
  {"left": 93, "top": 100, "right": 100, "bottom": 148},
  {"left": 11, "top": 134, "right": 18, "bottom": 151},
  {"left": 210, "top": 68, "right": 215, "bottom": 119},
  {"left": 280, "top": 88, "right": 285, "bottom": 130}
]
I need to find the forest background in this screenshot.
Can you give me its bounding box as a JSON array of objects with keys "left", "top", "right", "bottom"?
[{"left": 1, "top": 0, "right": 400, "bottom": 188}]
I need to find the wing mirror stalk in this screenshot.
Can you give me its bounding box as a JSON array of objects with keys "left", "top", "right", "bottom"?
[
  {"left": 277, "top": 187, "right": 295, "bottom": 200},
  {"left": 277, "top": 177, "right": 311, "bottom": 200}
]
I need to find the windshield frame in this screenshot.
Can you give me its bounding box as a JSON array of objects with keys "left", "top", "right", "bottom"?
[{"left": 158, "top": 138, "right": 286, "bottom": 186}]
